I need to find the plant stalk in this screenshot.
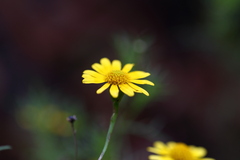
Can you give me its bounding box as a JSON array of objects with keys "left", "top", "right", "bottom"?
[
  {"left": 71, "top": 123, "right": 78, "bottom": 160},
  {"left": 98, "top": 92, "right": 123, "bottom": 160}
]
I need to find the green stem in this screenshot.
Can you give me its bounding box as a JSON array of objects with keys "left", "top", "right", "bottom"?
[
  {"left": 71, "top": 123, "right": 78, "bottom": 160},
  {"left": 98, "top": 92, "right": 123, "bottom": 160}
]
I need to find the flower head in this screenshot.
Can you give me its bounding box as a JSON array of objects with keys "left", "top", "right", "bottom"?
[
  {"left": 66, "top": 115, "right": 77, "bottom": 123},
  {"left": 147, "top": 141, "right": 215, "bottom": 160},
  {"left": 82, "top": 57, "right": 154, "bottom": 98}
]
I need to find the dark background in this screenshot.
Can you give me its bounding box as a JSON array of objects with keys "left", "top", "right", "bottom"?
[{"left": 1, "top": 0, "right": 240, "bottom": 159}]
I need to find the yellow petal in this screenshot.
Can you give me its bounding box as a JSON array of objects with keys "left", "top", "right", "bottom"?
[
  {"left": 147, "top": 147, "right": 162, "bottom": 155},
  {"left": 128, "top": 71, "right": 150, "bottom": 79},
  {"left": 122, "top": 63, "right": 134, "bottom": 73},
  {"left": 128, "top": 83, "right": 149, "bottom": 96},
  {"left": 153, "top": 141, "right": 169, "bottom": 155},
  {"left": 112, "top": 60, "right": 121, "bottom": 70},
  {"left": 167, "top": 142, "right": 177, "bottom": 149},
  {"left": 148, "top": 155, "right": 172, "bottom": 160},
  {"left": 201, "top": 158, "right": 215, "bottom": 160},
  {"left": 154, "top": 141, "right": 166, "bottom": 148},
  {"left": 131, "top": 79, "right": 154, "bottom": 86},
  {"left": 82, "top": 77, "right": 105, "bottom": 83},
  {"left": 100, "top": 58, "right": 112, "bottom": 73},
  {"left": 82, "top": 73, "right": 104, "bottom": 80},
  {"left": 96, "top": 83, "right": 110, "bottom": 94},
  {"left": 148, "top": 155, "right": 162, "bottom": 160},
  {"left": 119, "top": 84, "right": 134, "bottom": 97},
  {"left": 91, "top": 63, "right": 107, "bottom": 75},
  {"left": 189, "top": 146, "right": 207, "bottom": 158},
  {"left": 109, "top": 85, "right": 119, "bottom": 98},
  {"left": 82, "top": 76, "right": 105, "bottom": 83},
  {"left": 100, "top": 58, "right": 111, "bottom": 67},
  {"left": 83, "top": 70, "right": 97, "bottom": 74},
  {"left": 82, "top": 74, "right": 93, "bottom": 79},
  {"left": 83, "top": 70, "right": 105, "bottom": 79},
  {"left": 153, "top": 141, "right": 167, "bottom": 149}
]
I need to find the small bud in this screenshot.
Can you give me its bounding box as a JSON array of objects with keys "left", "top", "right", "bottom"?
[{"left": 67, "top": 115, "right": 77, "bottom": 123}]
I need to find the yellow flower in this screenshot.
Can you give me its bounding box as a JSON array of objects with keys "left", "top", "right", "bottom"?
[
  {"left": 147, "top": 141, "right": 215, "bottom": 160},
  {"left": 82, "top": 57, "right": 154, "bottom": 98}
]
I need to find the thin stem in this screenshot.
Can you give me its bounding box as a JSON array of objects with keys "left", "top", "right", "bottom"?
[
  {"left": 71, "top": 123, "right": 78, "bottom": 160},
  {"left": 98, "top": 112, "right": 117, "bottom": 160},
  {"left": 98, "top": 92, "right": 124, "bottom": 160}
]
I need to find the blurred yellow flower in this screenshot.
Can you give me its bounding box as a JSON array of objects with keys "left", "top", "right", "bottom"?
[
  {"left": 147, "top": 141, "right": 215, "bottom": 160},
  {"left": 82, "top": 57, "right": 154, "bottom": 98}
]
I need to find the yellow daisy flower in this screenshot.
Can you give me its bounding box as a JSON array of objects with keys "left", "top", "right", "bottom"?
[
  {"left": 147, "top": 141, "right": 215, "bottom": 160},
  {"left": 82, "top": 57, "right": 154, "bottom": 98}
]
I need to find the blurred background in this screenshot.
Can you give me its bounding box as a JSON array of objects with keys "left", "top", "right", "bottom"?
[{"left": 1, "top": 0, "right": 240, "bottom": 159}]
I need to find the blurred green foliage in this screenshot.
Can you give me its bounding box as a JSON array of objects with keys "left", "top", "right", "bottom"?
[
  {"left": 206, "top": 0, "right": 240, "bottom": 71},
  {"left": 14, "top": 86, "right": 119, "bottom": 160},
  {"left": 12, "top": 34, "right": 165, "bottom": 160}
]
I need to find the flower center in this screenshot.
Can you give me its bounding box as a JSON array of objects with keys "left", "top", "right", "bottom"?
[
  {"left": 105, "top": 70, "right": 129, "bottom": 85},
  {"left": 170, "top": 143, "right": 193, "bottom": 160}
]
